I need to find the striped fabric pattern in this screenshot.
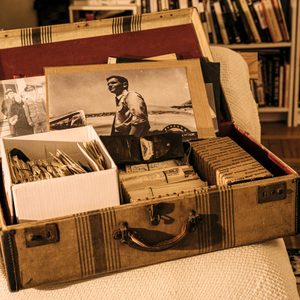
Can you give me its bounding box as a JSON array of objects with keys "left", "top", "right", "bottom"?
[
  {"left": 0, "top": 9, "right": 195, "bottom": 49},
  {"left": 74, "top": 208, "right": 120, "bottom": 278}
]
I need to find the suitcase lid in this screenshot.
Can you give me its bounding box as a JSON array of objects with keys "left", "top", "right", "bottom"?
[
  {"left": 0, "top": 8, "right": 217, "bottom": 138},
  {"left": 0, "top": 8, "right": 213, "bottom": 79}
]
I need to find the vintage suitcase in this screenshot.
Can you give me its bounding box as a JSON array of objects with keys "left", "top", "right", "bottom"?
[{"left": 0, "top": 8, "right": 299, "bottom": 292}]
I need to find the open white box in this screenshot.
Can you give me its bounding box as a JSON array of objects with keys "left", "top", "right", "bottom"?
[{"left": 0, "top": 126, "right": 120, "bottom": 223}]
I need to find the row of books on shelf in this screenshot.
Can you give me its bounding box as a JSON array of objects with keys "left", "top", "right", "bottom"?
[
  {"left": 71, "top": 0, "right": 290, "bottom": 45},
  {"left": 141, "top": 0, "right": 290, "bottom": 44},
  {"left": 72, "top": 0, "right": 137, "bottom": 6},
  {"left": 250, "top": 49, "right": 290, "bottom": 108}
]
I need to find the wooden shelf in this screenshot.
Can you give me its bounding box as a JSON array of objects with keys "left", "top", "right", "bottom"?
[
  {"left": 216, "top": 42, "right": 292, "bottom": 50},
  {"left": 69, "top": 3, "right": 140, "bottom": 22},
  {"left": 259, "top": 107, "right": 289, "bottom": 123},
  {"left": 259, "top": 107, "right": 289, "bottom": 113},
  {"left": 69, "top": 4, "right": 139, "bottom": 11}
]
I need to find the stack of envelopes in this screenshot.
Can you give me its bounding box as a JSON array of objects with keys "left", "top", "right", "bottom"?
[
  {"left": 120, "top": 159, "right": 207, "bottom": 202},
  {"left": 191, "top": 137, "right": 273, "bottom": 185}
]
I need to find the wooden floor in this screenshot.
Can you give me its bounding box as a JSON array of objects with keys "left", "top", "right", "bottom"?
[
  {"left": 264, "top": 122, "right": 300, "bottom": 294},
  {"left": 262, "top": 122, "right": 300, "bottom": 294},
  {"left": 261, "top": 122, "right": 300, "bottom": 173}
]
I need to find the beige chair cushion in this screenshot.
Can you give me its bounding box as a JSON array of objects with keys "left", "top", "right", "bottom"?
[{"left": 210, "top": 46, "right": 261, "bottom": 142}]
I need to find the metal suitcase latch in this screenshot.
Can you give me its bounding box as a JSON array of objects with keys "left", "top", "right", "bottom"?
[
  {"left": 258, "top": 182, "right": 287, "bottom": 203},
  {"left": 24, "top": 224, "right": 59, "bottom": 248}
]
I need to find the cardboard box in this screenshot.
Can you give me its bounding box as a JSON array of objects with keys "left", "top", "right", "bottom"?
[{"left": 0, "top": 126, "right": 120, "bottom": 222}]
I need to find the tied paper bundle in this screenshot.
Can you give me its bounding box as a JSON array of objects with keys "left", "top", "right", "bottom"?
[
  {"left": 191, "top": 137, "right": 273, "bottom": 186},
  {"left": 120, "top": 159, "right": 207, "bottom": 203},
  {"left": 8, "top": 140, "right": 106, "bottom": 184}
]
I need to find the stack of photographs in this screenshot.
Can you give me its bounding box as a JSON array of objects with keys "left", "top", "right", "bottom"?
[
  {"left": 119, "top": 159, "right": 207, "bottom": 202},
  {"left": 8, "top": 140, "right": 107, "bottom": 184},
  {"left": 191, "top": 137, "right": 273, "bottom": 186}
]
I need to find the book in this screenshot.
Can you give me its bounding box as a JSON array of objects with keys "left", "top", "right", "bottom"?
[
  {"left": 157, "top": 0, "right": 163, "bottom": 11},
  {"left": 280, "top": 0, "right": 291, "bottom": 32},
  {"left": 169, "top": 0, "right": 180, "bottom": 9},
  {"left": 150, "top": 0, "right": 158, "bottom": 12},
  {"left": 271, "top": 0, "right": 290, "bottom": 41},
  {"left": 210, "top": 0, "right": 224, "bottom": 43},
  {"left": 238, "top": 0, "right": 261, "bottom": 42},
  {"left": 238, "top": 51, "right": 259, "bottom": 79},
  {"left": 225, "top": 0, "right": 250, "bottom": 43},
  {"left": 221, "top": 0, "right": 242, "bottom": 43},
  {"left": 205, "top": 0, "right": 218, "bottom": 43},
  {"left": 247, "top": 0, "right": 272, "bottom": 42},
  {"left": 256, "top": 59, "right": 266, "bottom": 106},
  {"left": 213, "top": 1, "right": 230, "bottom": 44},
  {"left": 283, "top": 63, "right": 290, "bottom": 108},
  {"left": 261, "top": 0, "right": 283, "bottom": 42},
  {"left": 259, "top": 49, "right": 283, "bottom": 107},
  {"left": 232, "top": 0, "right": 255, "bottom": 42},
  {"left": 272, "top": 54, "right": 281, "bottom": 107},
  {"left": 161, "top": 0, "right": 169, "bottom": 9},
  {"left": 179, "top": 0, "right": 189, "bottom": 8},
  {"left": 197, "top": 1, "right": 210, "bottom": 43},
  {"left": 278, "top": 64, "right": 284, "bottom": 107},
  {"left": 252, "top": 0, "right": 272, "bottom": 42}
]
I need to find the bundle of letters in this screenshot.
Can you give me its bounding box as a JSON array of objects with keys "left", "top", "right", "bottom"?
[
  {"left": 120, "top": 159, "right": 207, "bottom": 202},
  {"left": 191, "top": 136, "right": 273, "bottom": 185}
]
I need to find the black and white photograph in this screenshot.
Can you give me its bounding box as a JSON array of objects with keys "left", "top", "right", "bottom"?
[
  {"left": 46, "top": 60, "right": 214, "bottom": 140},
  {"left": 288, "top": 249, "right": 300, "bottom": 278},
  {"left": 0, "top": 76, "right": 47, "bottom": 138}
]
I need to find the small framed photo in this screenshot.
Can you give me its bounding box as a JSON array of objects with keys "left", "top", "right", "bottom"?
[
  {"left": 0, "top": 76, "right": 47, "bottom": 138},
  {"left": 45, "top": 59, "right": 215, "bottom": 140}
]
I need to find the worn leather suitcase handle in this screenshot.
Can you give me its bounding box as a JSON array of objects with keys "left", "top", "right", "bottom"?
[{"left": 113, "top": 211, "right": 202, "bottom": 252}]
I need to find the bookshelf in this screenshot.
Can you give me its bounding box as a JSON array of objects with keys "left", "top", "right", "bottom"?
[
  {"left": 69, "top": 2, "right": 141, "bottom": 22},
  {"left": 206, "top": 0, "right": 298, "bottom": 127},
  {"left": 220, "top": 40, "right": 295, "bottom": 125},
  {"left": 67, "top": 0, "right": 299, "bottom": 126},
  {"left": 143, "top": 0, "right": 299, "bottom": 127}
]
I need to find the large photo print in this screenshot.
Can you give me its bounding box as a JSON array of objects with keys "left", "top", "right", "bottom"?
[{"left": 46, "top": 59, "right": 215, "bottom": 140}]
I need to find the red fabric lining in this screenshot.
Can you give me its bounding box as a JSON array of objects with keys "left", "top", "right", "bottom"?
[{"left": 0, "top": 24, "right": 201, "bottom": 80}]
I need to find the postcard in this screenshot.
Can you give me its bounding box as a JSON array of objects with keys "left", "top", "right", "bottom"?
[
  {"left": 45, "top": 59, "right": 216, "bottom": 140},
  {"left": 0, "top": 76, "right": 47, "bottom": 138}
]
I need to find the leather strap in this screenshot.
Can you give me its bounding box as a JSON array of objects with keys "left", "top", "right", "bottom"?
[{"left": 113, "top": 211, "right": 202, "bottom": 252}]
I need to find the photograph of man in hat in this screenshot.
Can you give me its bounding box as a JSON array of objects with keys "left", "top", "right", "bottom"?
[
  {"left": 106, "top": 75, "right": 150, "bottom": 137},
  {"left": 23, "top": 85, "right": 48, "bottom": 133},
  {"left": 2, "top": 89, "right": 14, "bottom": 117},
  {"left": 2, "top": 88, "right": 16, "bottom": 135},
  {"left": 8, "top": 93, "right": 33, "bottom": 136}
]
